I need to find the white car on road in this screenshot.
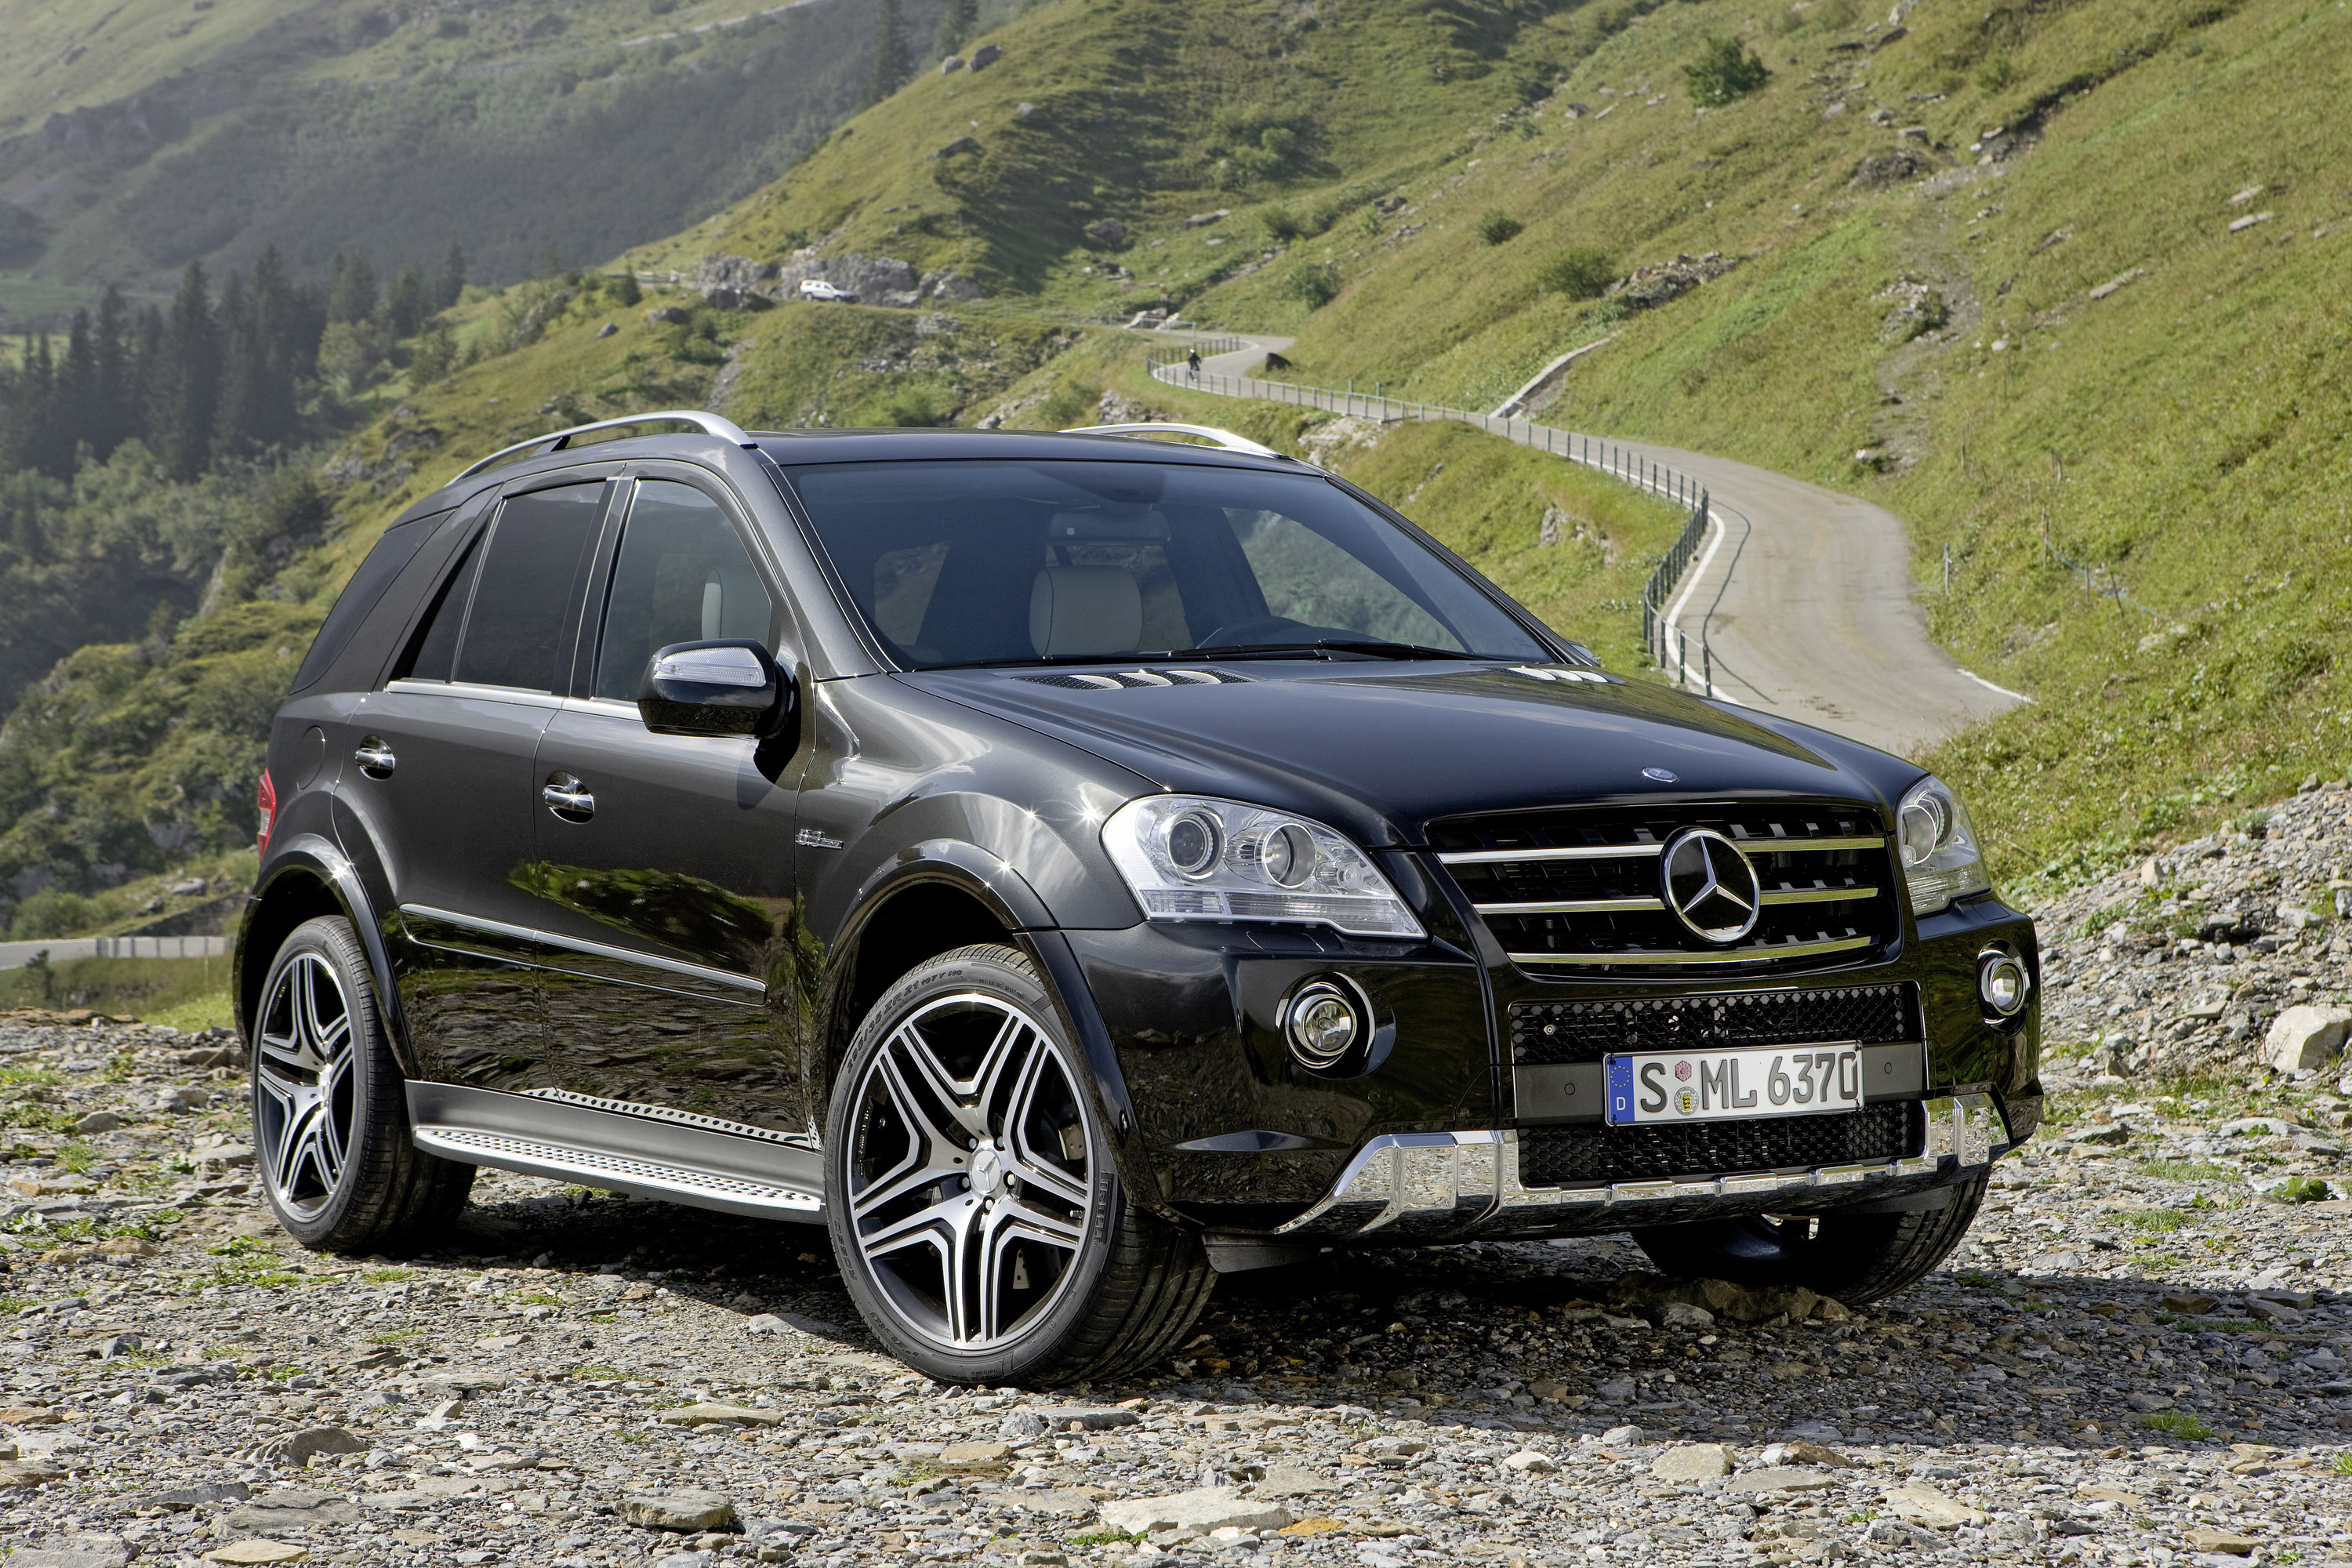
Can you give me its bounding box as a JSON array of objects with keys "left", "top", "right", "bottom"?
[{"left": 798, "top": 279, "right": 857, "bottom": 302}]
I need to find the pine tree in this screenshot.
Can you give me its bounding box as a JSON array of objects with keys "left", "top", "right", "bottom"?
[
  {"left": 866, "top": 0, "right": 908, "bottom": 104},
  {"left": 434, "top": 241, "right": 467, "bottom": 309},
  {"left": 213, "top": 270, "right": 264, "bottom": 458},
  {"left": 387, "top": 263, "right": 430, "bottom": 339},
  {"left": 93, "top": 286, "right": 137, "bottom": 460},
  {"left": 326, "top": 251, "right": 379, "bottom": 325},
  {"left": 57, "top": 313, "right": 99, "bottom": 474},
  {"left": 151, "top": 263, "right": 222, "bottom": 482},
  {"left": 935, "top": 0, "right": 977, "bottom": 57},
  {"left": 246, "top": 247, "right": 304, "bottom": 448}
]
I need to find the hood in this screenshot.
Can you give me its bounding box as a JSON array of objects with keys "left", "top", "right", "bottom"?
[{"left": 902, "top": 662, "right": 1904, "bottom": 848}]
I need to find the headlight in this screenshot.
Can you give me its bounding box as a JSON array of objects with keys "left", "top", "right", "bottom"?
[
  {"left": 1896, "top": 775, "right": 1991, "bottom": 915},
  {"left": 1101, "top": 795, "right": 1426, "bottom": 939}
]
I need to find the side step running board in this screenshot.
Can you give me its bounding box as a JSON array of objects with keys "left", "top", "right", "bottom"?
[{"left": 408, "top": 1081, "right": 826, "bottom": 1224}]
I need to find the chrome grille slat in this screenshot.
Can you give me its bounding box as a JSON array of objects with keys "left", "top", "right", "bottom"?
[
  {"left": 1431, "top": 801, "right": 1898, "bottom": 974},
  {"left": 1506, "top": 935, "right": 1875, "bottom": 966}
]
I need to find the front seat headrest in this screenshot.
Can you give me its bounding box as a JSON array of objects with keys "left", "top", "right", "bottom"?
[{"left": 1029, "top": 566, "right": 1142, "bottom": 658}]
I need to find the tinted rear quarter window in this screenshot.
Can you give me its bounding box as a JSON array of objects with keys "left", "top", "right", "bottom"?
[{"left": 292, "top": 510, "right": 445, "bottom": 692}]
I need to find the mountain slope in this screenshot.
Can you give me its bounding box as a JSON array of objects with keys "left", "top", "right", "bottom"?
[
  {"left": 0, "top": 0, "right": 948, "bottom": 319},
  {"left": 3, "top": 0, "right": 2347, "bottom": 939}
]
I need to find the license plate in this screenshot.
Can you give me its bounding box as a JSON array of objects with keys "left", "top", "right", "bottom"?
[{"left": 1605, "top": 1044, "right": 1864, "bottom": 1125}]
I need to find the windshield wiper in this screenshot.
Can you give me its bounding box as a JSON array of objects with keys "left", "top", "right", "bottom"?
[
  {"left": 919, "top": 648, "right": 1328, "bottom": 672},
  {"left": 1176, "top": 639, "right": 1490, "bottom": 662},
  {"left": 916, "top": 640, "right": 1490, "bottom": 672}
]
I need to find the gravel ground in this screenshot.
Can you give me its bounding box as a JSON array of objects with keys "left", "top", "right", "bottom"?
[{"left": 2, "top": 886, "right": 2350, "bottom": 1568}]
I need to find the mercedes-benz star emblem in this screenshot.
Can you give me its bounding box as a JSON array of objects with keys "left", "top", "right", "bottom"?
[
  {"left": 1642, "top": 767, "right": 1679, "bottom": 783},
  {"left": 1660, "top": 827, "right": 1762, "bottom": 944}
]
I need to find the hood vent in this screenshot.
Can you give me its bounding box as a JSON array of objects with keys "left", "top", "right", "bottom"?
[{"left": 1022, "top": 668, "right": 1253, "bottom": 690}]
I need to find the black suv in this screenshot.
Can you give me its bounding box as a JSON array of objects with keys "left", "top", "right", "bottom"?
[{"left": 236, "top": 411, "right": 2042, "bottom": 1383}]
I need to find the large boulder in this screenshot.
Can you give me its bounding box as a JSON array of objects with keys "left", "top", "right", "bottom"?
[
  {"left": 1098, "top": 1486, "right": 1293, "bottom": 1538},
  {"left": 2264, "top": 1005, "right": 2351, "bottom": 1072}
]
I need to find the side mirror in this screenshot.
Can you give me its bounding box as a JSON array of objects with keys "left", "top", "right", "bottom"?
[{"left": 637, "top": 640, "right": 793, "bottom": 739}]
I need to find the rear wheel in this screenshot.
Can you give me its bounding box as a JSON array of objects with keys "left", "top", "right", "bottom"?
[
  {"left": 252, "top": 916, "right": 474, "bottom": 1252},
  {"left": 1629, "top": 1172, "right": 1990, "bottom": 1306},
  {"left": 825, "top": 944, "right": 1212, "bottom": 1385}
]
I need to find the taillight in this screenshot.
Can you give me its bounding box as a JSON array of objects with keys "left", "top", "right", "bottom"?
[{"left": 256, "top": 768, "right": 278, "bottom": 858}]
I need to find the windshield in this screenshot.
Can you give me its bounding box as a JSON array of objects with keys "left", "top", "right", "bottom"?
[{"left": 782, "top": 459, "right": 1554, "bottom": 668}]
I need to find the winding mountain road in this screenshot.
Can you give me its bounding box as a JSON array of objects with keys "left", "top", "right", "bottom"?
[{"left": 1161, "top": 334, "right": 2023, "bottom": 759}]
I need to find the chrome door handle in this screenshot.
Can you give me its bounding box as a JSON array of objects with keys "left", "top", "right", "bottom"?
[
  {"left": 542, "top": 774, "right": 595, "bottom": 822},
  {"left": 354, "top": 740, "right": 397, "bottom": 779}
]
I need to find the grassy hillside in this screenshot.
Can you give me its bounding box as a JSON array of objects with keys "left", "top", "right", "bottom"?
[
  {"left": 0, "top": 0, "right": 957, "bottom": 320},
  {"left": 2, "top": 0, "right": 2344, "bottom": 946}
]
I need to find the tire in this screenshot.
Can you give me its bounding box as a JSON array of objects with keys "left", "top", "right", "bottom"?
[
  {"left": 825, "top": 943, "right": 1213, "bottom": 1385},
  {"left": 251, "top": 916, "right": 474, "bottom": 1252},
  {"left": 1628, "top": 1171, "right": 1991, "bottom": 1306}
]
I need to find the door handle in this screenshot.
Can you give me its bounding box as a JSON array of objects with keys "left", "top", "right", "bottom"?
[
  {"left": 542, "top": 772, "right": 596, "bottom": 822},
  {"left": 354, "top": 739, "right": 396, "bottom": 779}
]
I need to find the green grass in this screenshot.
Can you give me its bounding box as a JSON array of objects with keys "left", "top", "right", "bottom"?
[
  {"left": 2138, "top": 1411, "right": 2214, "bottom": 1441},
  {"left": 2139, "top": 1161, "right": 2237, "bottom": 1183},
  {"left": 0, "top": 956, "right": 236, "bottom": 1022},
  {"left": 2122, "top": 1210, "right": 2186, "bottom": 1233}
]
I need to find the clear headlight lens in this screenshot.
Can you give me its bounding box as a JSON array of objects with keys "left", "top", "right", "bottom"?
[
  {"left": 1896, "top": 775, "right": 1991, "bottom": 915},
  {"left": 1101, "top": 795, "right": 1426, "bottom": 939}
]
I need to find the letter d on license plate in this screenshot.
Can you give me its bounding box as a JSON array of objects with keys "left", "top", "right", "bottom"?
[{"left": 1604, "top": 1044, "right": 1864, "bottom": 1125}]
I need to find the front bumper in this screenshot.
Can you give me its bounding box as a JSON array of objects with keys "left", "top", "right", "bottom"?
[{"left": 1269, "top": 1093, "right": 2009, "bottom": 1244}]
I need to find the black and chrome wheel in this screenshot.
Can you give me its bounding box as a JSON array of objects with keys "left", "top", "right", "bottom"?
[
  {"left": 251, "top": 916, "right": 474, "bottom": 1251},
  {"left": 825, "top": 944, "right": 1211, "bottom": 1385},
  {"left": 1629, "top": 1171, "right": 1991, "bottom": 1306}
]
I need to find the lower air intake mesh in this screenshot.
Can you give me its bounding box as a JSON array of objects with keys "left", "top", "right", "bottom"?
[{"left": 1517, "top": 1102, "right": 1920, "bottom": 1187}]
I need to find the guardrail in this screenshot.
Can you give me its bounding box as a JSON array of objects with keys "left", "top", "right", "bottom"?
[
  {"left": 1145, "top": 347, "right": 1723, "bottom": 692},
  {"left": 0, "top": 935, "right": 229, "bottom": 973}
]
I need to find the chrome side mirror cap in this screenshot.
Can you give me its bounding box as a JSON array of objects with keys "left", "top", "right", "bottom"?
[{"left": 637, "top": 640, "right": 792, "bottom": 739}]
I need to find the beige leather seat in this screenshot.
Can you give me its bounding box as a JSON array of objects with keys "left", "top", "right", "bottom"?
[{"left": 1029, "top": 565, "right": 1142, "bottom": 657}]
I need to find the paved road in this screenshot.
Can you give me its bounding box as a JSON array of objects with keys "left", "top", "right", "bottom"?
[{"left": 1158, "top": 332, "right": 2022, "bottom": 758}]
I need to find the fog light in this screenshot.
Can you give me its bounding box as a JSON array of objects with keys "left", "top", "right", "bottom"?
[
  {"left": 1979, "top": 950, "right": 2031, "bottom": 1016},
  {"left": 1285, "top": 979, "right": 1364, "bottom": 1069}
]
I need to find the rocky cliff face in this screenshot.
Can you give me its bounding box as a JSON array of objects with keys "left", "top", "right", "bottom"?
[{"left": 693, "top": 252, "right": 984, "bottom": 310}]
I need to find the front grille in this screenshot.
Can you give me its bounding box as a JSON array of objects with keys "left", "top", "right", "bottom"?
[
  {"left": 1518, "top": 1102, "right": 1920, "bottom": 1186},
  {"left": 1509, "top": 983, "right": 1918, "bottom": 1066},
  {"left": 1432, "top": 801, "right": 1900, "bottom": 973}
]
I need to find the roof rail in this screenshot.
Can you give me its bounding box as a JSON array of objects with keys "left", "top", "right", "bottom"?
[
  {"left": 1058, "top": 422, "right": 1288, "bottom": 460},
  {"left": 452, "top": 410, "right": 756, "bottom": 483}
]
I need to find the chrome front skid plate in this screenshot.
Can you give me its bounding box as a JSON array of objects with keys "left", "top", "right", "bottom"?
[{"left": 1271, "top": 1094, "right": 2007, "bottom": 1243}]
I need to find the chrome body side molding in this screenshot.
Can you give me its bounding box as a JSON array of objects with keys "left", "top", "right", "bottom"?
[
  {"left": 407, "top": 1081, "right": 824, "bottom": 1223},
  {"left": 397, "top": 903, "right": 764, "bottom": 995},
  {"left": 1270, "top": 1094, "right": 2006, "bottom": 1243}
]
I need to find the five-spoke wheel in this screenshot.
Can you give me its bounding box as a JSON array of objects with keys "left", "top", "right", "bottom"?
[
  {"left": 826, "top": 944, "right": 1213, "bottom": 1385},
  {"left": 846, "top": 992, "right": 1094, "bottom": 1350},
  {"left": 255, "top": 949, "right": 359, "bottom": 1221},
  {"left": 249, "top": 916, "right": 474, "bottom": 1250}
]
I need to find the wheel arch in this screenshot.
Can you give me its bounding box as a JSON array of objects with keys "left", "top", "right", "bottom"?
[
  {"left": 235, "top": 835, "right": 414, "bottom": 1074},
  {"left": 812, "top": 844, "right": 1160, "bottom": 1214}
]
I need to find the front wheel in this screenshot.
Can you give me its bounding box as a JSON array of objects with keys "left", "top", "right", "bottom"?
[
  {"left": 252, "top": 916, "right": 474, "bottom": 1252},
  {"left": 825, "top": 944, "right": 1212, "bottom": 1385},
  {"left": 1629, "top": 1171, "right": 1991, "bottom": 1306}
]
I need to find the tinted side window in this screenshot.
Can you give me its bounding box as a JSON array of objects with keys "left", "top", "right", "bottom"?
[
  {"left": 454, "top": 484, "right": 607, "bottom": 691},
  {"left": 294, "top": 510, "right": 445, "bottom": 692},
  {"left": 401, "top": 533, "right": 484, "bottom": 683},
  {"left": 592, "top": 481, "right": 775, "bottom": 702}
]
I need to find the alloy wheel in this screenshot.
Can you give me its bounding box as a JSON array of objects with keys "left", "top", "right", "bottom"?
[
  {"left": 253, "top": 951, "right": 359, "bottom": 1221},
  {"left": 845, "top": 993, "right": 1095, "bottom": 1352}
]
